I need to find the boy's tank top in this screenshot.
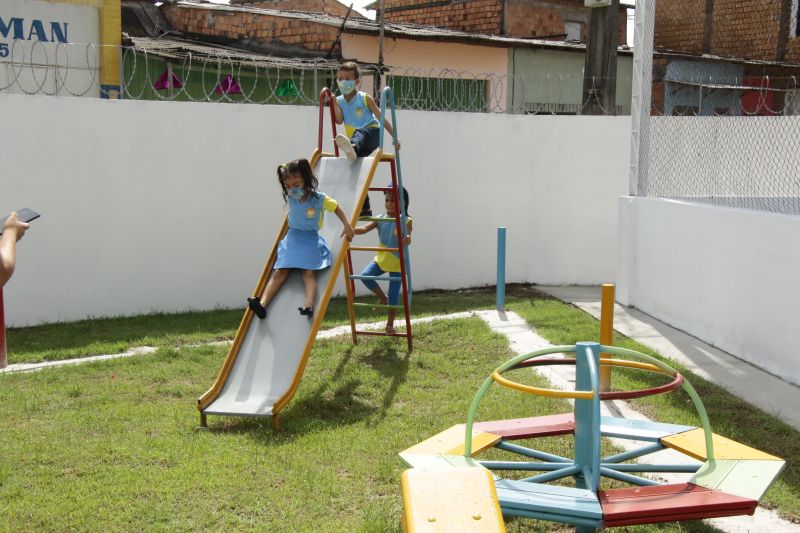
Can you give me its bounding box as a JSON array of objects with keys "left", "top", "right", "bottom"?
[{"left": 337, "top": 91, "right": 379, "bottom": 137}]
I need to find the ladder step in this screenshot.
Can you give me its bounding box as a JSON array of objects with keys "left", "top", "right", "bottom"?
[
  {"left": 358, "top": 216, "right": 398, "bottom": 223},
  {"left": 349, "top": 274, "right": 399, "bottom": 282},
  {"left": 350, "top": 246, "right": 400, "bottom": 253},
  {"left": 353, "top": 303, "right": 405, "bottom": 310},
  {"left": 369, "top": 187, "right": 393, "bottom": 192}
]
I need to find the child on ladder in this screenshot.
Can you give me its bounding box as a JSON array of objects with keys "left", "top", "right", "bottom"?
[
  {"left": 354, "top": 186, "right": 412, "bottom": 335},
  {"left": 248, "top": 158, "right": 355, "bottom": 319},
  {"left": 328, "top": 61, "right": 400, "bottom": 216}
]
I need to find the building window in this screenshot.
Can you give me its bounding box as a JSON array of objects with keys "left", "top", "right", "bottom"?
[
  {"left": 793, "top": 0, "right": 800, "bottom": 37},
  {"left": 566, "top": 20, "right": 583, "bottom": 42}
]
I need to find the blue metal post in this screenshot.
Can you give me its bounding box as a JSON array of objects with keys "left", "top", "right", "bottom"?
[
  {"left": 574, "top": 342, "right": 601, "bottom": 533},
  {"left": 380, "top": 87, "right": 412, "bottom": 307},
  {"left": 496, "top": 227, "right": 506, "bottom": 311}
]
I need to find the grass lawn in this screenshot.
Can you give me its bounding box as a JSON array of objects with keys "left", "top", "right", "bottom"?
[
  {"left": 5, "top": 287, "right": 514, "bottom": 365},
  {"left": 2, "top": 286, "right": 797, "bottom": 531}
]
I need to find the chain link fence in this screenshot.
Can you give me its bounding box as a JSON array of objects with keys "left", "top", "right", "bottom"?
[{"left": 634, "top": 0, "right": 800, "bottom": 215}]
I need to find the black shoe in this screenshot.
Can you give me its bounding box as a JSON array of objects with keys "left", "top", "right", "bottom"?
[
  {"left": 248, "top": 297, "right": 266, "bottom": 319},
  {"left": 298, "top": 306, "right": 314, "bottom": 316}
]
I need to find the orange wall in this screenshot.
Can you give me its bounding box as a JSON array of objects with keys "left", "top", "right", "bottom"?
[{"left": 342, "top": 34, "right": 508, "bottom": 110}]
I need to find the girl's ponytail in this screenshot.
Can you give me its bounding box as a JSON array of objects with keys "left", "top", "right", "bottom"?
[
  {"left": 277, "top": 163, "right": 288, "bottom": 180},
  {"left": 277, "top": 163, "right": 289, "bottom": 202}
]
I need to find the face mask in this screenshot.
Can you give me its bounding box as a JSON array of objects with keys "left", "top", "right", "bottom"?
[
  {"left": 337, "top": 79, "right": 356, "bottom": 95},
  {"left": 288, "top": 186, "right": 305, "bottom": 200}
]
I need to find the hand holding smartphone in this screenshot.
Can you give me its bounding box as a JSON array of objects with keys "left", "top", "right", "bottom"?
[{"left": 0, "top": 208, "right": 40, "bottom": 235}]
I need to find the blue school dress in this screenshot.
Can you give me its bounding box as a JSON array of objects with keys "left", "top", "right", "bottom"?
[{"left": 274, "top": 192, "right": 338, "bottom": 270}]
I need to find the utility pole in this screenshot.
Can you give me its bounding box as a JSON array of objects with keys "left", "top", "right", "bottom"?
[
  {"left": 581, "top": 0, "right": 620, "bottom": 115},
  {"left": 374, "top": 0, "right": 385, "bottom": 99}
]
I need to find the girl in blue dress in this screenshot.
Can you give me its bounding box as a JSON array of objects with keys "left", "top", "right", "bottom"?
[{"left": 248, "top": 158, "right": 354, "bottom": 318}]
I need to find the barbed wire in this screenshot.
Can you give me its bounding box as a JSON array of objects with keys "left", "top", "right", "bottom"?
[
  {"left": 6, "top": 41, "right": 800, "bottom": 120},
  {"left": 1, "top": 42, "right": 639, "bottom": 115},
  {"left": 0, "top": 40, "right": 100, "bottom": 97}
]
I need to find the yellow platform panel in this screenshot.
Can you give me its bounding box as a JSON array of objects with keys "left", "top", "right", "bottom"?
[
  {"left": 401, "top": 468, "right": 506, "bottom": 532},
  {"left": 401, "top": 425, "right": 501, "bottom": 457},
  {"left": 399, "top": 453, "right": 484, "bottom": 470},
  {"left": 661, "top": 429, "right": 782, "bottom": 461}
]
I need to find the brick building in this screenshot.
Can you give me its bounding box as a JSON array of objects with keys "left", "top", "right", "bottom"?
[
  {"left": 654, "top": 0, "right": 800, "bottom": 63},
  {"left": 156, "top": 0, "right": 633, "bottom": 113},
  {"left": 162, "top": 1, "right": 345, "bottom": 54},
  {"left": 651, "top": 0, "right": 800, "bottom": 115},
  {"left": 367, "top": 0, "right": 627, "bottom": 44},
  {"left": 229, "top": 0, "right": 361, "bottom": 18}
]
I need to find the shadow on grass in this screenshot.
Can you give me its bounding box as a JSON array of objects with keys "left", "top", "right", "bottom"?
[
  {"left": 205, "top": 343, "right": 412, "bottom": 439},
  {"left": 362, "top": 345, "right": 411, "bottom": 419},
  {"left": 199, "top": 377, "right": 379, "bottom": 441}
]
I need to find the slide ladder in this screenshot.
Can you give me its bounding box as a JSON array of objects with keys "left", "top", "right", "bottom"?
[
  {"left": 344, "top": 87, "right": 413, "bottom": 351},
  {"left": 197, "top": 88, "right": 410, "bottom": 427}
]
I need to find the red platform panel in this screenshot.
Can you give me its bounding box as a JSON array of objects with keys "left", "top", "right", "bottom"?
[
  {"left": 599, "top": 483, "right": 757, "bottom": 527},
  {"left": 474, "top": 413, "right": 574, "bottom": 440}
]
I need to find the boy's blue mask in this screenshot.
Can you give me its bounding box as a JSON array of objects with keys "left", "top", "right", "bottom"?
[
  {"left": 288, "top": 186, "right": 305, "bottom": 200},
  {"left": 337, "top": 79, "right": 356, "bottom": 95}
]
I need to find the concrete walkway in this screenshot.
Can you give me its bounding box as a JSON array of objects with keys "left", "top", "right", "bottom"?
[
  {"left": 0, "top": 345, "right": 158, "bottom": 374},
  {"left": 537, "top": 285, "right": 800, "bottom": 433}
]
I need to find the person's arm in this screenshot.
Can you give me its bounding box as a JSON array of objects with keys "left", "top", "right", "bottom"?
[
  {"left": 402, "top": 219, "right": 413, "bottom": 246},
  {"left": 329, "top": 94, "right": 344, "bottom": 125},
  {"left": 0, "top": 212, "right": 29, "bottom": 287},
  {"left": 366, "top": 95, "right": 400, "bottom": 149},
  {"left": 354, "top": 221, "right": 377, "bottom": 235},
  {"left": 334, "top": 205, "right": 355, "bottom": 239}
]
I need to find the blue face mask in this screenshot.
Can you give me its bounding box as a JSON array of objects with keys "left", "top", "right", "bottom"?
[
  {"left": 288, "top": 186, "right": 305, "bottom": 200},
  {"left": 337, "top": 79, "right": 356, "bottom": 95}
]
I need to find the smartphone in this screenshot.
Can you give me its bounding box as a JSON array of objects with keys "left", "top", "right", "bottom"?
[{"left": 0, "top": 208, "right": 40, "bottom": 235}]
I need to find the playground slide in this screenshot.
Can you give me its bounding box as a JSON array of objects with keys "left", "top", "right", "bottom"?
[{"left": 199, "top": 154, "right": 380, "bottom": 423}]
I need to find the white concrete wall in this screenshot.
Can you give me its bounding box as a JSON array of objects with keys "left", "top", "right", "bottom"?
[
  {"left": 617, "top": 197, "right": 800, "bottom": 386},
  {"left": 1, "top": 94, "right": 629, "bottom": 326}
]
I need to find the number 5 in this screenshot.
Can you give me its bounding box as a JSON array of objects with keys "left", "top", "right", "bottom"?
[{"left": 0, "top": 43, "right": 9, "bottom": 58}]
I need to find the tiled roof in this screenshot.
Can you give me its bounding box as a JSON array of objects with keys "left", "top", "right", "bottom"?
[
  {"left": 122, "top": 0, "right": 174, "bottom": 38},
  {"left": 129, "top": 35, "right": 346, "bottom": 69}
]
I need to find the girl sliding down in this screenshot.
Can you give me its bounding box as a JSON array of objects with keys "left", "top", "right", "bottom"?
[{"left": 248, "top": 158, "right": 354, "bottom": 319}]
